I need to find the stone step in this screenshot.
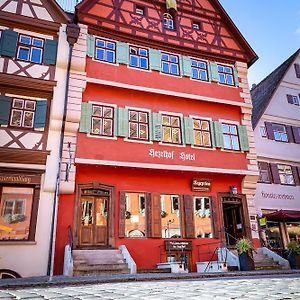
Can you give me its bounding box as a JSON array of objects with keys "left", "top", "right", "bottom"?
[
  {"left": 73, "top": 268, "right": 130, "bottom": 276},
  {"left": 74, "top": 259, "right": 125, "bottom": 266},
  {"left": 74, "top": 263, "right": 129, "bottom": 272},
  {"left": 138, "top": 268, "right": 172, "bottom": 274}
]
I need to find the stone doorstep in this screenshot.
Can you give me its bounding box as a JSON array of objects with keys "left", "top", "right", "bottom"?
[
  {"left": 74, "top": 259, "right": 125, "bottom": 265},
  {"left": 74, "top": 263, "right": 129, "bottom": 272}
]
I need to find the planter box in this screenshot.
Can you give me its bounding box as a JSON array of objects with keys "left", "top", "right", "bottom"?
[
  {"left": 239, "top": 252, "right": 255, "bottom": 271},
  {"left": 287, "top": 253, "right": 300, "bottom": 269},
  {"left": 157, "top": 262, "right": 188, "bottom": 273},
  {"left": 196, "top": 261, "right": 228, "bottom": 273}
]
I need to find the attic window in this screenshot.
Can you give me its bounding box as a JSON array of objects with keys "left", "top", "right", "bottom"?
[
  {"left": 135, "top": 5, "right": 145, "bottom": 16},
  {"left": 192, "top": 21, "right": 202, "bottom": 31},
  {"left": 163, "top": 13, "right": 174, "bottom": 30}
]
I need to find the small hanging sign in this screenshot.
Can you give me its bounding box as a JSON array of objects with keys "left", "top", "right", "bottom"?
[{"left": 191, "top": 178, "right": 212, "bottom": 192}]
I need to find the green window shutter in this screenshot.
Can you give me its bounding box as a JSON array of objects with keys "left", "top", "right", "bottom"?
[
  {"left": 87, "top": 34, "right": 95, "bottom": 58},
  {"left": 113, "top": 107, "right": 118, "bottom": 136},
  {"left": 213, "top": 121, "right": 224, "bottom": 148},
  {"left": 233, "top": 67, "right": 239, "bottom": 87},
  {"left": 117, "top": 107, "right": 129, "bottom": 137},
  {"left": 34, "top": 100, "right": 47, "bottom": 129},
  {"left": 79, "top": 102, "right": 92, "bottom": 133},
  {"left": 210, "top": 121, "right": 216, "bottom": 148},
  {"left": 116, "top": 42, "right": 129, "bottom": 65},
  {"left": 0, "top": 29, "right": 18, "bottom": 57},
  {"left": 43, "top": 39, "right": 58, "bottom": 65},
  {"left": 151, "top": 112, "right": 162, "bottom": 141},
  {"left": 183, "top": 117, "right": 194, "bottom": 145},
  {"left": 149, "top": 49, "right": 161, "bottom": 71},
  {"left": 0, "top": 96, "right": 12, "bottom": 125},
  {"left": 181, "top": 56, "right": 191, "bottom": 77},
  {"left": 209, "top": 62, "right": 219, "bottom": 82},
  {"left": 238, "top": 125, "right": 249, "bottom": 151}
]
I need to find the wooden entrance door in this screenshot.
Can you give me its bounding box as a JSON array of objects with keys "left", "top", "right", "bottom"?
[
  {"left": 79, "top": 196, "right": 108, "bottom": 246},
  {"left": 223, "top": 202, "right": 245, "bottom": 245}
]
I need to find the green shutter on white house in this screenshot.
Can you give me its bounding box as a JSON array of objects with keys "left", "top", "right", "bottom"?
[
  {"left": 151, "top": 112, "right": 162, "bottom": 141},
  {"left": 183, "top": 117, "right": 194, "bottom": 145},
  {"left": 149, "top": 49, "right": 161, "bottom": 71},
  {"left": 238, "top": 125, "right": 249, "bottom": 151},
  {"left": 233, "top": 67, "right": 239, "bottom": 87},
  {"left": 209, "top": 62, "right": 219, "bottom": 82},
  {"left": 116, "top": 42, "right": 129, "bottom": 65},
  {"left": 210, "top": 121, "right": 216, "bottom": 148},
  {"left": 0, "top": 96, "right": 12, "bottom": 125},
  {"left": 181, "top": 56, "right": 192, "bottom": 77},
  {"left": 43, "top": 39, "right": 58, "bottom": 65},
  {"left": 87, "top": 34, "right": 95, "bottom": 58},
  {"left": 34, "top": 100, "right": 47, "bottom": 129},
  {"left": 0, "top": 29, "right": 18, "bottom": 57},
  {"left": 213, "top": 121, "right": 224, "bottom": 148},
  {"left": 117, "top": 107, "right": 129, "bottom": 137},
  {"left": 79, "top": 102, "right": 92, "bottom": 133}
]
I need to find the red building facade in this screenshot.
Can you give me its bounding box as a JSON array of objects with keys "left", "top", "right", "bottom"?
[{"left": 55, "top": 0, "right": 258, "bottom": 273}]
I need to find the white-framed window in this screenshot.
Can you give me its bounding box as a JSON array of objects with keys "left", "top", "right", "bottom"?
[
  {"left": 129, "top": 46, "right": 149, "bottom": 70},
  {"left": 17, "top": 34, "right": 44, "bottom": 64},
  {"left": 95, "top": 38, "right": 116, "bottom": 63},
  {"left": 135, "top": 5, "right": 145, "bottom": 15},
  {"left": 10, "top": 98, "right": 36, "bottom": 128},
  {"left": 161, "top": 53, "right": 180, "bottom": 76},
  {"left": 193, "top": 118, "right": 211, "bottom": 147},
  {"left": 291, "top": 95, "right": 299, "bottom": 105},
  {"left": 162, "top": 114, "right": 182, "bottom": 144},
  {"left": 222, "top": 123, "right": 240, "bottom": 150},
  {"left": 91, "top": 104, "right": 114, "bottom": 137},
  {"left": 273, "top": 124, "right": 288, "bottom": 142},
  {"left": 218, "top": 65, "right": 235, "bottom": 86},
  {"left": 163, "top": 13, "right": 174, "bottom": 30},
  {"left": 192, "top": 21, "right": 201, "bottom": 30},
  {"left": 128, "top": 110, "right": 149, "bottom": 141},
  {"left": 194, "top": 196, "right": 212, "bottom": 238},
  {"left": 277, "top": 165, "right": 295, "bottom": 185},
  {"left": 191, "top": 60, "right": 208, "bottom": 81}
]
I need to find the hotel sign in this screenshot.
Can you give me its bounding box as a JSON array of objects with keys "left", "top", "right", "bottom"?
[
  {"left": 165, "top": 240, "right": 192, "bottom": 251},
  {"left": 191, "top": 178, "right": 212, "bottom": 192},
  {"left": 0, "top": 173, "right": 40, "bottom": 184}
]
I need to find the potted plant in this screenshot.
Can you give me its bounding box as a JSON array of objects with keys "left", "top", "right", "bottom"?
[
  {"left": 125, "top": 211, "right": 131, "bottom": 219},
  {"left": 286, "top": 241, "right": 300, "bottom": 269},
  {"left": 236, "top": 238, "right": 255, "bottom": 271}
]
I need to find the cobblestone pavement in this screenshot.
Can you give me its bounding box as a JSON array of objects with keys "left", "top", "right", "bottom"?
[{"left": 1, "top": 276, "right": 300, "bottom": 299}]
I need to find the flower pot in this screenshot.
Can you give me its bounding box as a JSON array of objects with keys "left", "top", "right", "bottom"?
[
  {"left": 238, "top": 252, "right": 255, "bottom": 271},
  {"left": 287, "top": 252, "right": 300, "bottom": 269}
]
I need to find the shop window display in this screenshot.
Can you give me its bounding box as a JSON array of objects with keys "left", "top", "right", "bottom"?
[{"left": 194, "top": 197, "right": 213, "bottom": 238}]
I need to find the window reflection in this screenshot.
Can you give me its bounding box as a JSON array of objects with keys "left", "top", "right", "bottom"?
[{"left": 194, "top": 196, "right": 212, "bottom": 238}]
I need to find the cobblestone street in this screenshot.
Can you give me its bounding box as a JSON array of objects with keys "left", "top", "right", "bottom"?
[{"left": 1, "top": 275, "right": 300, "bottom": 299}]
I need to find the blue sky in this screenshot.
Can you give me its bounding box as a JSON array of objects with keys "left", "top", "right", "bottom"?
[{"left": 219, "top": 0, "right": 300, "bottom": 87}]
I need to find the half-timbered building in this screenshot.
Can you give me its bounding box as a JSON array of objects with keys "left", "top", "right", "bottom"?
[
  {"left": 0, "top": 0, "right": 73, "bottom": 278},
  {"left": 55, "top": 0, "right": 259, "bottom": 274}
]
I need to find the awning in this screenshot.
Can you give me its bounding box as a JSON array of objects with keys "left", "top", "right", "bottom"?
[{"left": 264, "top": 210, "right": 300, "bottom": 221}]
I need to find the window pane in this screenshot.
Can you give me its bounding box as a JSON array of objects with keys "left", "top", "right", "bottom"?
[
  {"left": 106, "top": 51, "right": 115, "bottom": 63},
  {"left": 201, "top": 120, "right": 209, "bottom": 130},
  {"left": 231, "top": 136, "right": 240, "bottom": 150},
  {"left": 162, "top": 116, "right": 170, "bottom": 125},
  {"left": 25, "top": 101, "right": 35, "bottom": 110},
  {"left": 170, "top": 56, "right": 178, "bottom": 63},
  {"left": 163, "top": 127, "right": 171, "bottom": 142},
  {"left": 130, "top": 55, "right": 138, "bottom": 67},
  {"left": 225, "top": 67, "right": 232, "bottom": 73},
  {"left": 171, "top": 64, "right": 178, "bottom": 75},
  {"left": 129, "top": 111, "right": 138, "bottom": 121},
  {"left": 125, "top": 193, "right": 146, "bottom": 238},
  {"left": 222, "top": 124, "right": 230, "bottom": 134},
  {"left": 18, "top": 47, "right": 30, "bottom": 61},
  {"left": 32, "top": 38, "right": 43, "bottom": 47},
  {"left": 139, "top": 112, "right": 147, "bottom": 123},
  {"left": 139, "top": 124, "right": 148, "bottom": 139},
  {"left": 129, "top": 122, "right": 138, "bottom": 138},
  {"left": 202, "top": 131, "right": 211, "bottom": 146},
  {"left": 20, "top": 36, "right": 30, "bottom": 45},
  {"left": 223, "top": 135, "right": 231, "bottom": 149},
  {"left": 229, "top": 125, "right": 237, "bottom": 135},
  {"left": 10, "top": 110, "right": 22, "bottom": 127},
  {"left": 92, "top": 118, "right": 101, "bottom": 134},
  {"left": 13, "top": 99, "right": 24, "bottom": 109},
  {"left": 194, "top": 131, "right": 201, "bottom": 145},
  {"left": 139, "top": 49, "right": 147, "bottom": 56},
  {"left": 103, "top": 107, "right": 113, "bottom": 118},
  {"left": 140, "top": 57, "right": 148, "bottom": 69},
  {"left": 218, "top": 65, "right": 224, "bottom": 72},
  {"left": 191, "top": 60, "right": 197, "bottom": 67},
  {"left": 172, "top": 128, "right": 180, "bottom": 143},
  {"left": 281, "top": 133, "right": 288, "bottom": 142},
  {"left": 162, "top": 62, "right": 169, "bottom": 73},
  {"left": 31, "top": 48, "right": 42, "bottom": 63},
  {"left": 192, "top": 68, "right": 198, "bottom": 79},
  {"left": 199, "top": 69, "right": 208, "bottom": 80},
  {"left": 96, "top": 39, "right": 105, "bottom": 47},
  {"left": 194, "top": 197, "right": 212, "bottom": 238},
  {"left": 106, "top": 42, "right": 115, "bottom": 50},
  {"left": 96, "top": 49, "right": 104, "bottom": 60},
  {"left": 161, "top": 195, "right": 181, "bottom": 238},
  {"left": 23, "top": 111, "right": 34, "bottom": 128},
  {"left": 171, "top": 117, "right": 179, "bottom": 127},
  {"left": 0, "top": 187, "right": 34, "bottom": 241},
  {"left": 93, "top": 106, "right": 102, "bottom": 117},
  {"left": 103, "top": 119, "right": 113, "bottom": 136},
  {"left": 227, "top": 75, "right": 234, "bottom": 85},
  {"left": 193, "top": 119, "right": 201, "bottom": 129},
  {"left": 219, "top": 73, "right": 226, "bottom": 84}
]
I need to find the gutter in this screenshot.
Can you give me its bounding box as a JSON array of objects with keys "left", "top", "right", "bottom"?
[{"left": 47, "top": 23, "right": 80, "bottom": 279}]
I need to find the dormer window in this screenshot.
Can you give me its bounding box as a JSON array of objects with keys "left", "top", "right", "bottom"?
[
  {"left": 163, "top": 13, "right": 174, "bottom": 30},
  {"left": 192, "top": 21, "right": 202, "bottom": 31}
]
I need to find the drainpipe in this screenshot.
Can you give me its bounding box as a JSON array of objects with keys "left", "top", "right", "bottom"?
[{"left": 47, "top": 23, "right": 80, "bottom": 279}]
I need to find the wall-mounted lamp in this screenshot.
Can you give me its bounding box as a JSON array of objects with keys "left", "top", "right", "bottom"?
[{"left": 230, "top": 185, "right": 238, "bottom": 195}]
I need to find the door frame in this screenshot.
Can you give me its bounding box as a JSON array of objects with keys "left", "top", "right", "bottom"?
[
  {"left": 73, "top": 182, "right": 115, "bottom": 249},
  {"left": 218, "top": 192, "right": 251, "bottom": 246}
]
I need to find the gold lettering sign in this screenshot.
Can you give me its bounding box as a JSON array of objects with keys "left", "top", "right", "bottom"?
[
  {"left": 165, "top": 240, "right": 192, "bottom": 251},
  {"left": 191, "top": 178, "right": 211, "bottom": 192},
  {"left": 0, "top": 173, "right": 40, "bottom": 185}
]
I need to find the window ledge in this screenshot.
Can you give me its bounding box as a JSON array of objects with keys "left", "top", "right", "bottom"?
[
  {"left": 220, "top": 148, "right": 243, "bottom": 154},
  {"left": 0, "top": 241, "right": 36, "bottom": 245}
]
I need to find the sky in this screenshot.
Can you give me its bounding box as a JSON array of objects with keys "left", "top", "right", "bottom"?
[{"left": 219, "top": 0, "right": 300, "bottom": 87}]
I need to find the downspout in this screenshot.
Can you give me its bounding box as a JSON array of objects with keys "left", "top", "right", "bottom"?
[{"left": 47, "top": 23, "right": 80, "bottom": 279}]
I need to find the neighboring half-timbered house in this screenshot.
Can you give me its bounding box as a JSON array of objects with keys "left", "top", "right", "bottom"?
[
  {"left": 55, "top": 0, "right": 259, "bottom": 274},
  {"left": 0, "top": 0, "right": 71, "bottom": 278}
]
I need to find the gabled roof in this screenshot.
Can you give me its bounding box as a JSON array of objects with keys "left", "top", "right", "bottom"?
[{"left": 251, "top": 49, "right": 300, "bottom": 128}]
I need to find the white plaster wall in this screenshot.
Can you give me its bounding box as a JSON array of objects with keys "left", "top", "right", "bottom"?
[
  {"left": 254, "top": 120, "right": 300, "bottom": 163},
  {"left": 283, "top": 52, "right": 300, "bottom": 84},
  {"left": 0, "top": 176, "right": 54, "bottom": 277},
  {"left": 255, "top": 183, "right": 300, "bottom": 215}
]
